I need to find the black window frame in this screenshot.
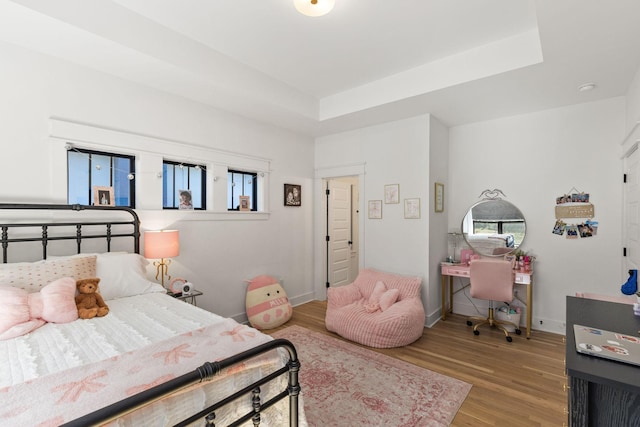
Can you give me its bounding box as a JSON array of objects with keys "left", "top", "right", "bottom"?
[
  {"left": 67, "top": 147, "right": 136, "bottom": 208},
  {"left": 162, "top": 160, "right": 207, "bottom": 210},
  {"left": 228, "top": 169, "right": 258, "bottom": 211}
]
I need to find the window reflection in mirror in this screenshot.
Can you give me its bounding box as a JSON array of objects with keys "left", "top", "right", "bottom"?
[{"left": 461, "top": 199, "right": 526, "bottom": 257}]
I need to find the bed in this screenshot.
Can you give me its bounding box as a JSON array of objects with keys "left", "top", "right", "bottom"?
[
  {"left": 464, "top": 233, "right": 514, "bottom": 253},
  {"left": 0, "top": 203, "right": 305, "bottom": 426}
]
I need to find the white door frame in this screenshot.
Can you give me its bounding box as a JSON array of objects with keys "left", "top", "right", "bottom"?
[
  {"left": 622, "top": 121, "right": 640, "bottom": 280},
  {"left": 314, "top": 163, "right": 366, "bottom": 300}
]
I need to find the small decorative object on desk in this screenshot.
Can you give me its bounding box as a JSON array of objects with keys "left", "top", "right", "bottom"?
[
  {"left": 513, "top": 249, "right": 535, "bottom": 272},
  {"left": 460, "top": 248, "right": 474, "bottom": 266}
]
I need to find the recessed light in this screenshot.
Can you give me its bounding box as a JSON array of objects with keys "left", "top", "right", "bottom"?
[{"left": 578, "top": 83, "right": 596, "bottom": 92}]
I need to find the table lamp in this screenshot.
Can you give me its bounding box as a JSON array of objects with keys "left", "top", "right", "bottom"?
[{"left": 144, "top": 230, "right": 179, "bottom": 288}]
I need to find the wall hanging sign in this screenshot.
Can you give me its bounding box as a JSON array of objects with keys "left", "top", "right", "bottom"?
[
  {"left": 552, "top": 187, "right": 598, "bottom": 239},
  {"left": 555, "top": 203, "right": 594, "bottom": 219}
]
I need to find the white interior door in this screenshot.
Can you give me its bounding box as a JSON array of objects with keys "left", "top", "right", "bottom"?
[
  {"left": 624, "top": 144, "right": 640, "bottom": 276},
  {"left": 328, "top": 179, "right": 352, "bottom": 287},
  {"left": 349, "top": 180, "right": 360, "bottom": 282}
]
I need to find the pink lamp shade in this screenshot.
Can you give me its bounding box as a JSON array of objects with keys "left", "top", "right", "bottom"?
[{"left": 144, "top": 230, "right": 179, "bottom": 259}]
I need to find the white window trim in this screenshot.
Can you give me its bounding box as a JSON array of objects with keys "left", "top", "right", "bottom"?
[{"left": 49, "top": 118, "right": 271, "bottom": 220}]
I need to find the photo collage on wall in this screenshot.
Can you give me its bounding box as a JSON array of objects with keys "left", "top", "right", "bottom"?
[{"left": 552, "top": 191, "right": 598, "bottom": 239}]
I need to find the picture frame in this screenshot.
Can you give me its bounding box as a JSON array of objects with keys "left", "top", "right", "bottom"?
[
  {"left": 93, "top": 186, "right": 114, "bottom": 206},
  {"left": 368, "top": 200, "right": 382, "bottom": 219},
  {"left": 284, "top": 184, "right": 301, "bottom": 206},
  {"left": 178, "top": 189, "right": 193, "bottom": 210},
  {"left": 384, "top": 184, "right": 399, "bottom": 204},
  {"left": 404, "top": 198, "right": 420, "bottom": 219},
  {"left": 434, "top": 182, "right": 444, "bottom": 212},
  {"left": 239, "top": 195, "right": 250, "bottom": 211}
]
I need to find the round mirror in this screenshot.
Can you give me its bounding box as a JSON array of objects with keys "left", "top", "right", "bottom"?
[{"left": 461, "top": 199, "right": 526, "bottom": 257}]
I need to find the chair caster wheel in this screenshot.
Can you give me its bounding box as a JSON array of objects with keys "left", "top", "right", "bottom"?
[
  {"left": 466, "top": 321, "right": 473, "bottom": 326},
  {"left": 506, "top": 336, "right": 513, "bottom": 342},
  {"left": 473, "top": 330, "right": 480, "bottom": 336},
  {"left": 515, "top": 329, "right": 522, "bottom": 335}
]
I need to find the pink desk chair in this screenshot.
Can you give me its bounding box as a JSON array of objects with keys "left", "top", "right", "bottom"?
[{"left": 466, "top": 258, "right": 521, "bottom": 342}]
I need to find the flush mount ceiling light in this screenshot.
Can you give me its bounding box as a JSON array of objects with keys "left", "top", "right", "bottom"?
[
  {"left": 578, "top": 82, "right": 596, "bottom": 92},
  {"left": 294, "top": 0, "right": 335, "bottom": 17}
]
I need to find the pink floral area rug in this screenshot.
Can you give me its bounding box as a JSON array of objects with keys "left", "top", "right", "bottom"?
[{"left": 271, "top": 325, "right": 471, "bottom": 427}]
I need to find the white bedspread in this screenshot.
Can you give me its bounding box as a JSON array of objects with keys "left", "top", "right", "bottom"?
[
  {"left": 0, "top": 293, "right": 224, "bottom": 388},
  {"left": 0, "top": 293, "right": 306, "bottom": 426}
]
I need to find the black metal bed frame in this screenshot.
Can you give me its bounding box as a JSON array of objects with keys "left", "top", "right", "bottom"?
[
  {"left": 0, "top": 203, "right": 141, "bottom": 261},
  {"left": 0, "top": 203, "right": 301, "bottom": 426},
  {"left": 63, "top": 339, "right": 301, "bottom": 427}
]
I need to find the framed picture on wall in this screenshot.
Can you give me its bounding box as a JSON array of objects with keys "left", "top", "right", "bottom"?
[
  {"left": 434, "top": 182, "right": 444, "bottom": 212},
  {"left": 384, "top": 184, "right": 399, "bottom": 204},
  {"left": 93, "top": 186, "right": 114, "bottom": 206},
  {"left": 368, "top": 200, "right": 382, "bottom": 219},
  {"left": 404, "top": 198, "right": 420, "bottom": 219},
  {"left": 284, "top": 184, "right": 301, "bottom": 206}
]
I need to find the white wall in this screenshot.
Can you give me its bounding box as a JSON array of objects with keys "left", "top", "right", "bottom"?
[
  {"left": 626, "top": 66, "right": 640, "bottom": 132},
  {"left": 315, "top": 115, "right": 433, "bottom": 319},
  {"left": 0, "top": 41, "right": 316, "bottom": 321},
  {"left": 3, "top": 35, "right": 636, "bottom": 334},
  {"left": 428, "top": 116, "right": 450, "bottom": 325},
  {"left": 449, "top": 98, "right": 626, "bottom": 333}
]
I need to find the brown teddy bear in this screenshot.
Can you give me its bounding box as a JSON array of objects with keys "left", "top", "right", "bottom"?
[{"left": 75, "top": 278, "right": 109, "bottom": 319}]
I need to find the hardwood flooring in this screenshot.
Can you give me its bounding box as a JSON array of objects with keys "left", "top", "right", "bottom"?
[{"left": 268, "top": 301, "right": 567, "bottom": 427}]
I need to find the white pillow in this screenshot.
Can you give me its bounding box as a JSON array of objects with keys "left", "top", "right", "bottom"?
[
  {"left": 49, "top": 252, "right": 166, "bottom": 300},
  {"left": 95, "top": 253, "right": 166, "bottom": 300},
  {"left": 0, "top": 256, "right": 97, "bottom": 293}
]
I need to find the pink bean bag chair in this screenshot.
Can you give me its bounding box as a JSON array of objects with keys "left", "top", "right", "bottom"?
[{"left": 325, "top": 268, "right": 425, "bottom": 348}]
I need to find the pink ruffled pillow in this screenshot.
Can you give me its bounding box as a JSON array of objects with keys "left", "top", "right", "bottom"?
[{"left": 0, "top": 277, "right": 78, "bottom": 340}]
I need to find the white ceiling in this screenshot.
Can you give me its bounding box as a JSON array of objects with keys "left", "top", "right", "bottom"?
[{"left": 1, "top": 0, "right": 640, "bottom": 137}]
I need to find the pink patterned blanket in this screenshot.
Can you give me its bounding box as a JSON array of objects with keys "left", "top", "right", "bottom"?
[{"left": 0, "top": 319, "right": 279, "bottom": 426}]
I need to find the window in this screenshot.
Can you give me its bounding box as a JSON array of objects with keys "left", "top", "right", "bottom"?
[
  {"left": 472, "top": 220, "right": 525, "bottom": 246},
  {"left": 67, "top": 147, "right": 135, "bottom": 207},
  {"left": 163, "top": 160, "right": 206, "bottom": 209},
  {"left": 228, "top": 170, "right": 257, "bottom": 211}
]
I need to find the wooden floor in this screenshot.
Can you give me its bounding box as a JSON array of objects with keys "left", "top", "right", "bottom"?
[{"left": 268, "top": 301, "right": 567, "bottom": 427}]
